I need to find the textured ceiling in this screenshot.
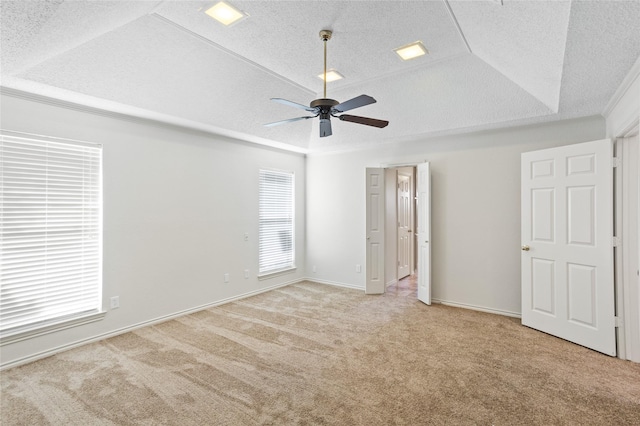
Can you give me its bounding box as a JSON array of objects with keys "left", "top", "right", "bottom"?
[{"left": 1, "top": 0, "right": 639, "bottom": 153}]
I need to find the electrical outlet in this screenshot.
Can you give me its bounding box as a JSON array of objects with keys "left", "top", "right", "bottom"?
[
  {"left": 244, "top": 269, "right": 249, "bottom": 279},
  {"left": 244, "top": 233, "right": 249, "bottom": 241},
  {"left": 110, "top": 296, "right": 120, "bottom": 309},
  {"left": 224, "top": 273, "right": 230, "bottom": 283},
  {"left": 312, "top": 266, "right": 317, "bottom": 273},
  {"left": 356, "top": 264, "right": 361, "bottom": 273}
]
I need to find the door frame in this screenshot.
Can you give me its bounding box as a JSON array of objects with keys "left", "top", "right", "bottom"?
[
  {"left": 396, "top": 167, "right": 415, "bottom": 280},
  {"left": 368, "top": 162, "right": 421, "bottom": 294},
  {"left": 614, "top": 125, "right": 640, "bottom": 362}
]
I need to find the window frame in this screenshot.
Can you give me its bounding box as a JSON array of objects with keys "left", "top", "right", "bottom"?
[
  {"left": 258, "top": 168, "right": 295, "bottom": 277},
  {"left": 0, "top": 130, "right": 105, "bottom": 345}
]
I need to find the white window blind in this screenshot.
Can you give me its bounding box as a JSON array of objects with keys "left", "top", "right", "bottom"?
[
  {"left": 259, "top": 169, "right": 294, "bottom": 275},
  {"left": 0, "top": 132, "right": 102, "bottom": 339}
]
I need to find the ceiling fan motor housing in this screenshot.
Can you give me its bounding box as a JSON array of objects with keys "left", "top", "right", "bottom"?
[
  {"left": 311, "top": 98, "right": 339, "bottom": 119},
  {"left": 319, "top": 30, "right": 332, "bottom": 41}
]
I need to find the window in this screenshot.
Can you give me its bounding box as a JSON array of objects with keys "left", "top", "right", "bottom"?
[
  {"left": 259, "top": 169, "right": 294, "bottom": 275},
  {"left": 0, "top": 131, "right": 103, "bottom": 342}
]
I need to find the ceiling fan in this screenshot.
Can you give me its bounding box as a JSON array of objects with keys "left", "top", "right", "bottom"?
[{"left": 264, "top": 30, "right": 389, "bottom": 137}]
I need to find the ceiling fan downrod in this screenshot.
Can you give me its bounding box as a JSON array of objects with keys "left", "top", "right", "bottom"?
[{"left": 320, "top": 30, "right": 332, "bottom": 99}]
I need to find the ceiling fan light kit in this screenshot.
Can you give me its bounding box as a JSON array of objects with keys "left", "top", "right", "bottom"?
[{"left": 265, "top": 29, "right": 389, "bottom": 137}]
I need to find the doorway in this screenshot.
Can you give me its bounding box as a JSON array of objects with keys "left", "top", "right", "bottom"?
[
  {"left": 394, "top": 167, "right": 415, "bottom": 283},
  {"left": 615, "top": 128, "right": 640, "bottom": 361},
  {"left": 383, "top": 167, "right": 416, "bottom": 289},
  {"left": 386, "top": 274, "right": 418, "bottom": 298},
  {"left": 367, "top": 163, "right": 431, "bottom": 303}
]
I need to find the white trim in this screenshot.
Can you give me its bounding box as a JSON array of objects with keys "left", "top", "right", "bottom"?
[
  {"left": 614, "top": 138, "right": 627, "bottom": 360},
  {"left": 431, "top": 298, "right": 522, "bottom": 319},
  {"left": 304, "top": 278, "right": 364, "bottom": 291},
  {"left": 0, "top": 87, "right": 308, "bottom": 155},
  {"left": 604, "top": 49, "right": 640, "bottom": 362},
  {"left": 603, "top": 55, "right": 640, "bottom": 117},
  {"left": 0, "top": 279, "right": 304, "bottom": 371},
  {"left": 380, "top": 161, "right": 423, "bottom": 168},
  {"left": 258, "top": 267, "right": 297, "bottom": 280},
  {"left": 0, "top": 311, "right": 106, "bottom": 346},
  {"left": 443, "top": 0, "right": 472, "bottom": 54},
  {"left": 619, "top": 135, "right": 640, "bottom": 362},
  {"left": 385, "top": 279, "right": 398, "bottom": 288}
]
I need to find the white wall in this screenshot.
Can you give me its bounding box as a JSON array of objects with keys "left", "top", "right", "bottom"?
[
  {"left": 306, "top": 116, "right": 605, "bottom": 316},
  {"left": 0, "top": 93, "right": 306, "bottom": 368}
]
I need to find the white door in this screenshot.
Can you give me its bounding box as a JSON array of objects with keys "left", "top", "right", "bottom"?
[
  {"left": 366, "top": 168, "right": 385, "bottom": 294},
  {"left": 521, "top": 139, "right": 615, "bottom": 356},
  {"left": 417, "top": 162, "right": 431, "bottom": 305},
  {"left": 397, "top": 172, "right": 412, "bottom": 280}
]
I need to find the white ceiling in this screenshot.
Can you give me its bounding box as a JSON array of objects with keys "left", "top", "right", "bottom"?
[{"left": 1, "top": 0, "right": 639, "bottom": 153}]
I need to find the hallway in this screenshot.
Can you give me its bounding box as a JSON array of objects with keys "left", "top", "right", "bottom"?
[{"left": 385, "top": 274, "right": 417, "bottom": 298}]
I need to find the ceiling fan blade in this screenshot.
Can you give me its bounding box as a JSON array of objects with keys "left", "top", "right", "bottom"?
[
  {"left": 332, "top": 94, "right": 376, "bottom": 113},
  {"left": 319, "top": 118, "right": 332, "bottom": 137},
  {"left": 271, "top": 98, "right": 317, "bottom": 112},
  {"left": 264, "top": 116, "right": 314, "bottom": 127},
  {"left": 338, "top": 114, "right": 389, "bottom": 128}
]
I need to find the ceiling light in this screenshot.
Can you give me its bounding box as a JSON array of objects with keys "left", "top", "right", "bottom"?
[
  {"left": 204, "top": 1, "right": 247, "bottom": 26},
  {"left": 394, "top": 41, "right": 428, "bottom": 61},
  {"left": 317, "top": 69, "right": 344, "bottom": 82}
]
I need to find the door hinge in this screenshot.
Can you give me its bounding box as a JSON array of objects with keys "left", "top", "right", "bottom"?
[
  {"left": 612, "top": 236, "right": 621, "bottom": 247},
  {"left": 612, "top": 157, "right": 621, "bottom": 168},
  {"left": 615, "top": 317, "right": 624, "bottom": 328}
]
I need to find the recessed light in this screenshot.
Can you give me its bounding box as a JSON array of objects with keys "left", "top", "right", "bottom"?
[
  {"left": 204, "top": 1, "right": 247, "bottom": 26},
  {"left": 394, "top": 41, "right": 428, "bottom": 61},
  {"left": 317, "top": 69, "right": 344, "bottom": 82}
]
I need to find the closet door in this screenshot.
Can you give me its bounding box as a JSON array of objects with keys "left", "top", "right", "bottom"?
[
  {"left": 366, "top": 168, "right": 385, "bottom": 294},
  {"left": 521, "top": 139, "right": 615, "bottom": 356},
  {"left": 417, "top": 162, "right": 431, "bottom": 305}
]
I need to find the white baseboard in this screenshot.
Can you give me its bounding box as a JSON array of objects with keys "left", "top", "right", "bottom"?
[
  {"left": 2, "top": 280, "right": 522, "bottom": 370},
  {"left": 1, "top": 279, "right": 304, "bottom": 371},
  {"left": 431, "top": 298, "right": 521, "bottom": 319},
  {"left": 303, "top": 277, "right": 364, "bottom": 291},
  {"left": 386, "top": 279, "right": 398, "bottom": 287}
]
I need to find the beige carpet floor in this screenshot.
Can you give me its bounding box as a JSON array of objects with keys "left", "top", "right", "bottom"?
[{"left": 2, "top": 280, "right": 640, "bottom": 425}]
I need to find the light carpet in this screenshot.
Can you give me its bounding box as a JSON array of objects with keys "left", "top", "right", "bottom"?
[{"left": 1, "top": 280, "right": 640, "bottom": 425}]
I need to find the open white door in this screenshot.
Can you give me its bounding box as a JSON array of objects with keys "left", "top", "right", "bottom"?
[
  {"left": 397, "top": 172, "right": 412, "bottom": 280},
  {"left": 417, "top": 162, "right": 431, "bottom": 305},
  {"left": 366, "top": 168, "right": 385, "bottom": 294},
  {"left": 521, "top": 139, "right": 615, "bottom": 356}
]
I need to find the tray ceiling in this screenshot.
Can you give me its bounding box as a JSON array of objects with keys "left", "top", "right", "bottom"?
[{"left": 1, "top": 1, "right": 639, "bottom": 153}]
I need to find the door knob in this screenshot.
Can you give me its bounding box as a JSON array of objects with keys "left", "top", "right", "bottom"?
[{"left": 521, "top": 245, "right": 530, "bottom": 251}]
